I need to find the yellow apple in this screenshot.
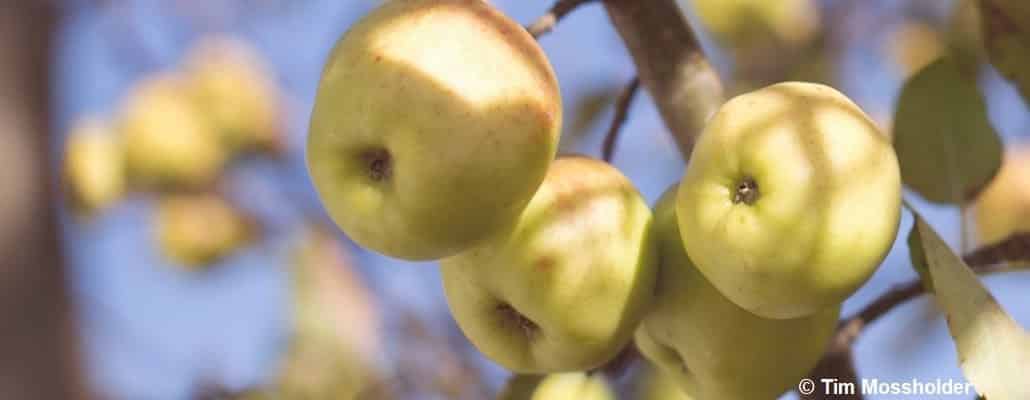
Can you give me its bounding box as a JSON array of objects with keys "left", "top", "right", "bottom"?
[
  {"left": 184, "top": 35, "right": 284, "bottom": 155},
  {"left": 307, "top": 0, "right": 562, "bottom": 260},
  {"left": 63, "top": 117, "right": 125, "bottom": 214},
  {"left": 687, "top": 0, "right": 819, "bottom": 48},
  {"left": 442, "top": 157, "right": 656, "bottom": 373},
  {"left": 120, "top": 74, "right": 226, "bottom": 189},
  {"left": 639, "top": 185, "right": 839, "bottom": 399},
  {"left": 678, "top": 81, "right": 901, "bottom": 319},
  {"left": 154, "top": 192, "right": 254, "bottom": 269},
  {"left": 632, "top": 364, "right": 694, "bottom": 400},
  {"left": 974, "top": 145, "right": 1030, "bottom": 253},
  {"left": 498, "top": 373, "right": 615, "bottom": 400}
]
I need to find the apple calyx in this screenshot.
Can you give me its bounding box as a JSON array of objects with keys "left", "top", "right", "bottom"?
[
  {"left": 361, "top": 148, "right": 392, "bottom": 181},
  {"left": 497, "top": 302, "right": 540, "bottom": 339},
  {"left": 732, "top": 176, "right": 759, "bottom": 205}
]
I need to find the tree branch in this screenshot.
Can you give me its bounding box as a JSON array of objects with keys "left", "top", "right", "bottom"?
[
  {"left": 602, "top": 0, "right": 724, "bottom": 159},
  {"left": 526, "top": 0, "right": 598, "bottom": 39},
  {"left": 601, "top": 77, "right": 639, "bottom": 162}
]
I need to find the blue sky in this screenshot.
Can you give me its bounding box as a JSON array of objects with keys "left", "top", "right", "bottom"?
[{"left": 55, "top": 1, "right": 1030, "bottom": 399}]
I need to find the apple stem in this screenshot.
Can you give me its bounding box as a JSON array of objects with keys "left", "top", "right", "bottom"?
[
  {"left": 732, "top": 176, "right": 759, "bottom": 205},
  {"left": 362, "top": 148, "right": 392, "bottom": 182}
]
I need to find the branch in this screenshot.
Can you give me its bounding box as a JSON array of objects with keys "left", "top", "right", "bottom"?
[
  {"left": 602, "top": 0, "right": 724, "bottom": 159},
  {"left": 601, "top": 77, "right": 639, "bottom": 162},
  {"left": 804, "top": 232, "right": 1027, "bottom": 396},
  {"left": 526, "top": 0, "right": 597, "bottom": 38}
]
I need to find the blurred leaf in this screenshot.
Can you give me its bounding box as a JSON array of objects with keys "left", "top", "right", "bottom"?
[
  {"left": 265, "top": 226, "right": 387, "bottom": 399},
  {"left": 979, "top": 0, "right": 1030, "bottom": 106},
  {"left": 910, "top": 214, "right": 1030, "bottom": 399},
  {"left": 563, "top": 85, "right": 621, "bottom": 150},
  {"left": 892, "top": 56, "right": 1003, "bottom": 204}
]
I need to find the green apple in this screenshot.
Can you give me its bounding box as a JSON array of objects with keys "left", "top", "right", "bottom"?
[
  {"left": 184, "top": 35, "right": 284, "bottom": 155},
  {"left": 120, "top": 74, "right": 226, "bottom": 189},
  {"left": 677, "top": 81, "right": 901, "bottom": 319},
  {"left": 974, "top": 146, "right": 1030, "bottom": 256},
  {"left": 63, "top": 117, "right": 125, "bottom": 214},
  {"left": 687, "top": 0, "right": 819, "bottom": 48},
  {"left": 155, "top": 193, "right": 254, "bottom": 269},
  {"left": 442, "top": 156, "right": 656, "bottom": 373},
  {"left": 631, "top": 364, "right": 694, "bottom": 400},
  {"left": 307, "top": 0, "right": 562, "bottom": 260},
  {"left": 639, "top": 185, "right": 839, "bottom": 399},
  {"left": 498, "top": 373, "right": 615, "bottom": 400}
]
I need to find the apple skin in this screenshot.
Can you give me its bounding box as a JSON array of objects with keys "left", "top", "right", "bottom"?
[
  {"left": 974, "top": 146, "right": 1030, "bottom": 250},
  {"left": 638, "top": 184, "right": 839, "bottom": 400},
  {"left": 677, "top": 81, "right": 901, "bottom": 319},
  {"left": 155, "top": 193, "right": 254, "bottom": 269},
  {"left": 307, "top": 0, "right": 561, "bottom": 260},
  {"left": 498, "top": 373, "right": 615, "bottom": 400},
  {"left": 63, "top": 117, "right": 125, "bottom": 214},
  {"left": 632, "top": 364, "right": 694, "bottom": 400},
  {"left": 442, "top": 156, "right": 657, "bottom": 373},
  {"left": 120, "top": 74, "right": 226, "bottom": 190},
  {"left": 184, "top": 36, "right": 284, "bottom": 155}
]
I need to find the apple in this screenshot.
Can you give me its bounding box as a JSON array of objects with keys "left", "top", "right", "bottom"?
[
  {"left": 442, "top": 156, "right": 657, "bottom": 373},
  {"left": 184, "top": 35, "right": 284, "bottom": 155},
  {"left": 120, "top": 74, "right": 226, "bottom": 189},
  {"left": 63, "top": 117, "right": 125, "bottom": 214},
  {"left": 307, "top": 0, "right": 562, "bottom": 260},
  {"left": 631, "top": 364, "right": 694, "bottom": 400},
  {"left": 154, "top": 192, "right": 254, "bottom": 269},
  {"left": 974, "top": 145, "right": 1030, "bottom": 256},
  {"left": 686, "top": 0, "right": 819, "bottom": 48},
  {"left": 498, "top": 373, "right": 615, "bottom": 400},
  {"left": 677, "top": 81, "right": 901, "bottom": 319},
  {"left": 639, "top": 185, "right": 839, "bottom": 400}
]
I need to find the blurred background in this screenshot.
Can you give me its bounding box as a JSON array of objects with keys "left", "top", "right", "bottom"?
[{"left": 3, "top": 0, "right": 1027, "bottom": 399}]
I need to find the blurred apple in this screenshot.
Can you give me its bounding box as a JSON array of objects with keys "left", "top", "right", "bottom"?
[
  {"left": 974, "top": 146, "right": 1030, "bottom": 261},
  {"left": 685, "top": 0, "right": 819, "bottom": 49},
  {"left": 120, "top": 74, "right": 226, "bottom": 189},
  {"left": 442, "top": 156, "right": 657, "bottom": 373},
  {"left": 498, "top": 373, "right": 615, "bottom": 400},
  {"left": 639, "top": 185, "right": 838, "bottom": 399},
  {"left": 63, "top": 117, "right": 125, "bottom": 215},
  {"left": 886, "top": 22, "right": 945, "bottom": 78},
  {"left": 632, "top": 364, "right": 693, "bottom": 400},
  {"left": 154, "top": 192, "right": 254, "bottom": 269},
  {"left": 184, "top": 35, "right": 284, "bottom": 155}
]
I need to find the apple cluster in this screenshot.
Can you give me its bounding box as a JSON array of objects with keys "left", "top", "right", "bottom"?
[{"left": 307, "top": 1, "right": 903, "bottom": 399}]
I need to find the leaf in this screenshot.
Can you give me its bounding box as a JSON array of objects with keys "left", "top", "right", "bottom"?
[
  {"left": 561, "top": 85, "right": 621, "bottom": 150},
  {"left": 910, "top": 214, "right": 1030, "bottom": 399},
  {"left": 892, "top": 56, "right": 1003, "bottom": 204},
  {"left": 980, "top": 0, "right": 1030, "bottom": 106},
  {"left": 906, "top": 224, "right": 934, "bottom": 292}
]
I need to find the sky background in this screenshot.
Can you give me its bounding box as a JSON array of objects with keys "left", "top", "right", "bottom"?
[{"left": 54, "top": 0, "right": 1030, "bottom": 399}]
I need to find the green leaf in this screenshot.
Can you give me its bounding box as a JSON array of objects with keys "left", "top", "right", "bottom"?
[
  {"left": 561, "top": 85, "right": 621, "bottom": 151},
  {"left": 906, "top": 223, "right": 934, "bottom": 292},
  {"left": 979, "top": 0, "right": 1030, "bottom": 106},
  {"left": 911, "top": 214, "right": 1030, "bottom": 399},
  {"left": 892, "top": 56, "right": 1003, "bottom": 204}
]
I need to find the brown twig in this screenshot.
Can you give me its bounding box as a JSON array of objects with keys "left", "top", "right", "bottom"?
[
  {"left": 601, "top": 77, "right": 639, "bottom": 162},
  {"left": 526, "top": 0, "right": 598, "bottom": 38}
]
